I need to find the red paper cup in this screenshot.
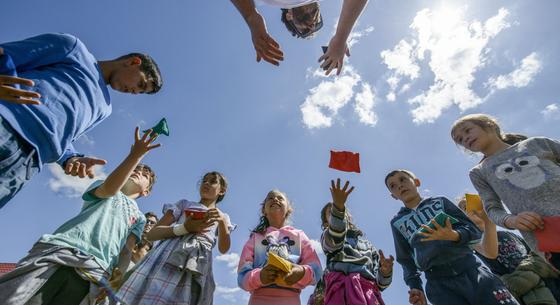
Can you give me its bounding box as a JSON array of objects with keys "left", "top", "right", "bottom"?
[{"left": 184, "top": 209, "right": 207, "bottom": 220}]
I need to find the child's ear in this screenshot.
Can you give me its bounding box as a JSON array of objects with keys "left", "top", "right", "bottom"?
[
  {"left": 141, "top": 189, "right": 151, "bottom": 197},
  {"left": 285, "top": 9, "right": 293, "bottom": 20},
  {"left": 414, "top": 179, "right": 421, "bottom": 187},
  {"left": 129, "top": 56, "right": 142, "bottom": 66}
]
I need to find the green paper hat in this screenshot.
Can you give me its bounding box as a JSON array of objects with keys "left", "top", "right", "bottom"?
[{"left": 144, "top": 118, "right": 169, "bottom": 137}]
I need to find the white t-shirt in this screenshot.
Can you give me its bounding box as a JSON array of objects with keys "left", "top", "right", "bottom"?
[{"left": 256, "top": 0, "right": 318, "bottom": 9}]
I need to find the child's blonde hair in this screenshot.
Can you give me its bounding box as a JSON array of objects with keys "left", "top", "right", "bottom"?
[{"left": 451, "top": 114, "right": 503, "bottom": 143}]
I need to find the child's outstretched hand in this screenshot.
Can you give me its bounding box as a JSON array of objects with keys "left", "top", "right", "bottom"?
[
  {"left": 130, "top": 127, "right": 161, "bottom": 158},
  {"left": 419, "top": 218, "right": 460, "bottom": 242},
  {"left": 330, "top": 178, "right": 355, "bottom": 211},
  {"left": 260, "top": 265, "right": 282, "bottom": 285},
  {"left": 408, "top": 289, "right": 428, "bottom": 305},
  {"left": 378, "top": 250, "right": 394, "bottom": 277},
  {"left": 283, "top": 264, "right": 305, "bottom": 286}
]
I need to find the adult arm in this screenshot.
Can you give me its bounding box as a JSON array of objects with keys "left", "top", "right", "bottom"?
[
  {"left": 230, "top": 0, "right": 284, "bottom": 65},
  {"left": 319, "top": 0, "right": 368, "bottom": 75}
]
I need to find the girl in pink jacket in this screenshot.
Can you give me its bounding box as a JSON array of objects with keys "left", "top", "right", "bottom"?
[{"left": 237, "top": 190, "right": 323, "bottom": 305}]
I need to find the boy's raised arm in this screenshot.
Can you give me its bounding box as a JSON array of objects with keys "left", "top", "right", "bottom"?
[{"left": 94, "top": 127, "right": 160, "bottom": 199}]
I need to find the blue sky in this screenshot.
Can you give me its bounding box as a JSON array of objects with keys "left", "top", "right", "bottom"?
[{"left": 1, "top": 0, "right": 560, "bottom": 304}]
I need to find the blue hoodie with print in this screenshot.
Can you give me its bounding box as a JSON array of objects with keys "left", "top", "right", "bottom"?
[{"left": 390, "top": 196, "right": 482, "bottom": 290}]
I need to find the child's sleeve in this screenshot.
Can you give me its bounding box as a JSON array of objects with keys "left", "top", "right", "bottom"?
[
  {"left": 56, "top": 145, "right": 83, "bottom": 167},
  {"left": 237, "top": 233, "right": 263, "bottom": 292},
  {"left": 470, "top": 169, "right": 511, "bottom": 227},
  {"left": 0, "top": 33, "right": 79, "bottom": 72},
  {"left": 321, "top": 205, "right": 347, "bottom": 254},
  {"left": 542, "top": 137, "right": 560, "bottom": 160},
  {"left": 391, "top": 222, "right": 423, "bottom": 291},
  {"left": 81, "top": 180, "right": 105, "bottom": 204},
  {"left": 161, "top": 200, "right": 186, "bottom": 223},
  {"left": 442, "top": 197, "right": 482, "bottom": 245},
  {"left": 291, "top": 231, "right": 323, "bottom": 290}
]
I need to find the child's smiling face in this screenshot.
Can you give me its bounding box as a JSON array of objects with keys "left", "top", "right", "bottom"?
[{"left": 263, "top": 191, "right": 289, "bottom": 222}]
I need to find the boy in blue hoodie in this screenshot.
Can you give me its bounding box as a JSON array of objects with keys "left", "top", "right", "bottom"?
[{"left": 385, "top": 169, "right": 519, "bottom": 305}]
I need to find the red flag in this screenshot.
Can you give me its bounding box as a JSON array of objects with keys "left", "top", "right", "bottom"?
[
  {"left": 535, "top": 216, "right": 560, "bottom": 252},
  {"left": 329, "top": 150, "right": 361, "bottom": 173}
]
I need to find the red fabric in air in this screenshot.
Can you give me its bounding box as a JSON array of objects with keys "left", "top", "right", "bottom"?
[{"left": 329, "top": 151, "right": 360, "bottom": 173}]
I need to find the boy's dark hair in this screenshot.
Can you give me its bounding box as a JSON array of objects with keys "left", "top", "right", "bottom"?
[
  {"left": 280, "top": 4, "right": 321, "bottom": 38},
  {"left": 320, "top": 202, "right": 362, "bottom": 235},
  {"left": 136, "top": 164, "right": 156, "bottom": 192},
  {"left": 200, "top": 171, "right": 228, "bottom": 203},
  {"left": 384, "top": 169, "right": 417, "bottom": 187},
  {"left": 502, "top": 133, "right": 528, "bottom": 145},
  {"left": 144, "top": 211, "right": 158, "bottom": 222},
  {"left": 117, "top": 53, "right": 163, "bottom": 94}
]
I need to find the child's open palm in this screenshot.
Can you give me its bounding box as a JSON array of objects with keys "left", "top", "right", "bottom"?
[
  {"left": 330, "top": 178, "right": 355, "bottom": 210},
  {"left": 419, "top": 218, "right": 460, "bottom": 242},
  {"left": 130, "top": 127, "right": 161, "bottom": 158}
]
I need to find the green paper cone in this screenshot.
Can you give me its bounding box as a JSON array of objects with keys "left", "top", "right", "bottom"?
[{"left": 144, "top": 118, "right": 169, "bottom": 137}]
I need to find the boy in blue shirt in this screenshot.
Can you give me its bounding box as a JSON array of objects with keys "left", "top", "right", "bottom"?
[
  {"left": 0, "top": 127, "right": 161, "bottom": 305},
  {"left": 385, "top": 169, "right": 519, "bottom": 305},
  {"left": 0, "top": 33, "right": 163, "bottom": 209}
]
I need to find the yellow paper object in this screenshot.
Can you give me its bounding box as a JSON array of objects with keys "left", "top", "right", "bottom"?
[
  {"left": 266, "top": 252, "right": 292, "bottom": 286},
  {"left": 465, "top": 193, "right": 483, "bottom": 212}
]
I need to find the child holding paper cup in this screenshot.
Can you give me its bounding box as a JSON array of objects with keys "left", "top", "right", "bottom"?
[
  {"left": 116, "top": 171, "right": 235, "bottom": 305},
  {"left": 237, "top": 190, "right": 322, "bottom": 305}
]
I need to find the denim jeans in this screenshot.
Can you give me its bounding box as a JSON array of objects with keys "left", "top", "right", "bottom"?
[{"left": 0, "top": 116, "right": 39, "bottom": 210}]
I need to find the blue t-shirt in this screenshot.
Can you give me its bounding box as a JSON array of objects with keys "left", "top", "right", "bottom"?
[
  {"left": 39, "top": 180, "right": 146, "bottom": 271},
  {"left": 0, "top": 33, "right": 111, "bottom": 167}
]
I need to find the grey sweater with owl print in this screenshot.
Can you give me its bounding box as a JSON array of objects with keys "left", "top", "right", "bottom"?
[{"left": 470, "top": 137, "right": 560, "bottom": 253}]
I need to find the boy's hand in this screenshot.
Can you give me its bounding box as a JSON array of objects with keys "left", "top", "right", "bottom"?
[
  {"left": 506, "top": 211, "right": 544, "bottom": 231},
  {"left": 65, "top": 156, "right": 107, "bottom": 178},
  {"left": 0, "top": 75, "right": 42, "bottom": 105},
  {"left": 130, "top": 127, "right": 161, "bottom": 158},
  {"left": 283, "top": 264, "right": 305, "bottom": 285},
  {"left": 330, "top": 178, "right": 355, "bottom": 211},
  {"left": 260, "top": 265, "right": 282, "bottom": 285},
  {"left": 318, "top": 35, "right": 350, "bottom": 76},
  {"left": 409, "top": 289, "right": 428, "bottom": 305},
  {"left": 419, "top": 218, "right": 460, "bottom": 242},
  {"left": 378, "top": 249, "right": 394, "bottom": 277},
  {"left": 247, "top": 12, "right": 284, "bottom": 66}
]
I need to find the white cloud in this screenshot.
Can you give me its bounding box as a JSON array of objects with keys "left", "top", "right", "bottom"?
[
  {"left": 77, "top": 134, "right": 95, "bottom": 146},
  {"left": 354, "top": 83, "right": 377, "bottom": 126},
  {"left": 215, "top": 285, "right": 244, "bottom": 303},
  {"left": 381, "top": 7, "right": 518, "bottom": 123},
  {"left": 47, "top": 164, "right": 108, "bottom": 198},
  {"left": 347, "top": 26, "right": 374, "bottom": 48},
  {"left": 542, "top": 103, "right": 560, "bottom": 120},
  {"left": 216, "top": 252, "right": 240, "bottom": 273},
  {"left": 301, "top": 66, "right": 361, "bottom": 129},
  {"left": 487, "top": 52, "right": 542, "bottom": 90}
]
